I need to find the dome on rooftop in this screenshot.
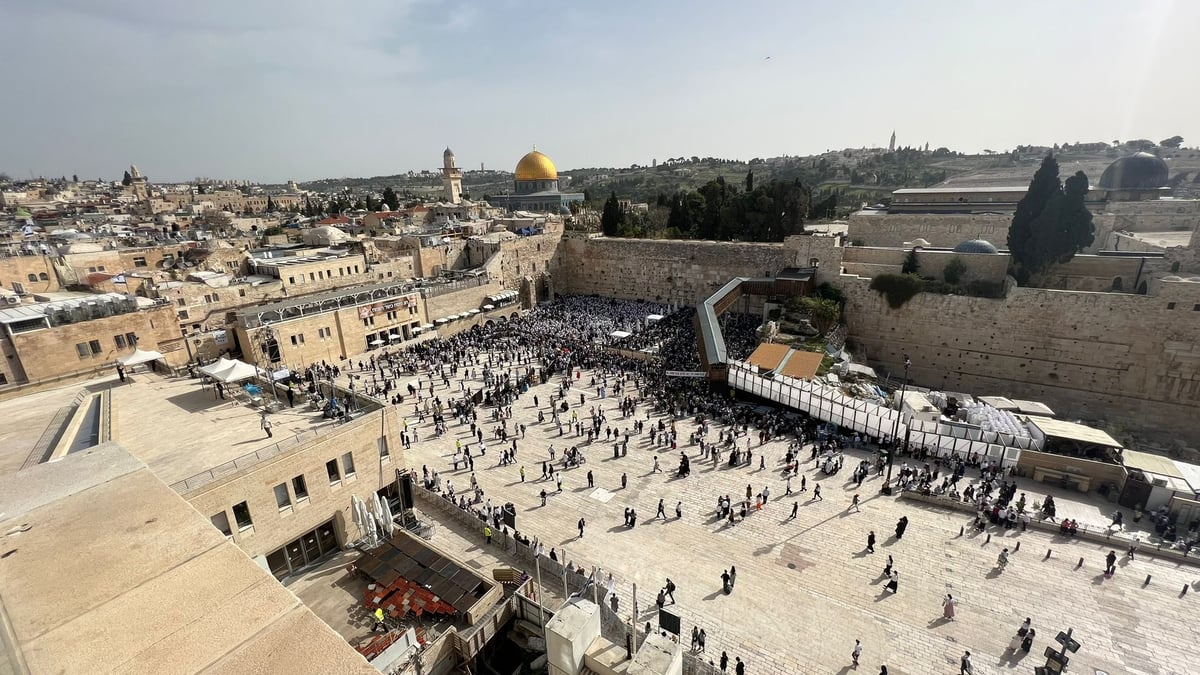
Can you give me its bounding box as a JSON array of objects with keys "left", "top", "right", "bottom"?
[
  {"left": 1098, "top": 152, "right": 1168, "bottom": 190},
  {"left": 952, "top": 239, "right": 999, "bottom": 254},
  {"left": 515, "top": 150, "right": 558, "bottom": 181}
]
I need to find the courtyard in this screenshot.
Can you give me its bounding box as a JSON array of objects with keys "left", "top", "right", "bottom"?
[{"left": 346, "top": 357, "right": 1200, "bottom": 675}]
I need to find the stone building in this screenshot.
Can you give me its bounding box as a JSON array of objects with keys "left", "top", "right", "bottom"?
[{"left": 0, "top": 295, "right": 184, "bottom": 386}]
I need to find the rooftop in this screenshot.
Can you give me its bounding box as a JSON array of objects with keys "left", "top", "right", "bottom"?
[{"left": 0, "top": 443, "right": 376, "bottom": 674}]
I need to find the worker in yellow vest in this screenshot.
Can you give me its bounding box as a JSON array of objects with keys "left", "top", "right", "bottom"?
[{"left": 374, "top": 607, "right": 385, "bottom": 631}]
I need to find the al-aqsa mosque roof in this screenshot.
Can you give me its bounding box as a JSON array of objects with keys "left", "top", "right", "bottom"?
[
  {"left": 515, "top": 150, "right": 558, "bottom": 181},
  {"left": 1098, "top": 152, "right": 1169, "bottom": 190}
]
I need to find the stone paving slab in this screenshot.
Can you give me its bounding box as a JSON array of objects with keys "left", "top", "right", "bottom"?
[{"left": 336, "top": 359, "right": 1200, "bottom": 674}]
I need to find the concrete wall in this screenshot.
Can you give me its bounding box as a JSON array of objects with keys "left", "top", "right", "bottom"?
[
  {"left": 841, "top": 248, "right": 1009, "bottom": 285},
  {"left": 839, "top": 274, "right": 1200, "bottom": 438},
  {"left": 183, "top": 406, "right": 403, "bottom": 558},
  {"left": 846, "top": 213, "right": 1011, "bottom": 248},
  {"left": 556, "top": 238, "right": 799, "bottom": 304}
]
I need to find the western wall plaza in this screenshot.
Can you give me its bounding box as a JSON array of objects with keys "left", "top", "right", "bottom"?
[{"left": 3, "top": 5, "right": 1200, "bottom": 673}]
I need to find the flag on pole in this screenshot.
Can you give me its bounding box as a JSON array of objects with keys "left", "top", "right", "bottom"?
[{"left": 112, "top": 274, "right": 127, "bottom": 284}]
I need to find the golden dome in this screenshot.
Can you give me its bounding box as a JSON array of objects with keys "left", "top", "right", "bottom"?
[{"left": 514, "top": 150, "right": 558, "bottom": 181}]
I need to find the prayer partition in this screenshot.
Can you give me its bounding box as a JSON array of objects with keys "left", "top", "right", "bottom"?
[{"left": 726, "top": 360, "right": 1034, "bottom": 466}]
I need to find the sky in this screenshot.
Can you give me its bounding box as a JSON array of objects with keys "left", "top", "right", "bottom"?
[{"left": 2, "top": 0, "right": 1197, "bottom": 183}]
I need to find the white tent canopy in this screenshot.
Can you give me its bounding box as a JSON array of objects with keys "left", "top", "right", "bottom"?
[
  {"left": 117, "top": 348, "right": 164, "bottom": 367},
  {"left": 209, "top": 360, "right": 265, "bottom": 383},
  {"left": 199, "top": 357, "right": 236, "bottom": 377}
]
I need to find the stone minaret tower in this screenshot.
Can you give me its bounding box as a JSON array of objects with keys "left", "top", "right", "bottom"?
[{"left": 442, "top": 148, "right": 463, "bottom": 204}]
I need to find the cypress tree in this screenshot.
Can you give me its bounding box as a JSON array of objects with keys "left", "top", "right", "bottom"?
[{"left": 1008, "top": 154, "right": 1060, "bottom": 284}]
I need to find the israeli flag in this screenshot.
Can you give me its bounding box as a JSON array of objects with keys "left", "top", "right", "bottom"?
[
  {"left": 22, "top": 223, "right": 35, "bottom": 237},
  {"left": 112, "top": 274, "right": 127, "bottom": 284}
]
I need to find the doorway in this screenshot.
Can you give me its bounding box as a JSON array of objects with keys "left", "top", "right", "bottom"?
[{"left": 266, "top": 519, "right": 340, "bottom": 579}]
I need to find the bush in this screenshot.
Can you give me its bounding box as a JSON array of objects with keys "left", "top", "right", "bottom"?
[
  {"left": 869, "top": 273, "right": 924, "bottom": 309},
  {"left": 901, "top": 250, "right": 920, "bottom": 275},
  {"left": 943, "top": 257, "right": 967, "bottom": 285},
  {"left": 964, "top": 279, "right": 1006, "bottom": 298}
]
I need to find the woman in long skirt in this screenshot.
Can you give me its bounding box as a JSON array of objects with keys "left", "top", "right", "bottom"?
[{"left": 942, "top": 594, "right": 956, "bottom": 620}]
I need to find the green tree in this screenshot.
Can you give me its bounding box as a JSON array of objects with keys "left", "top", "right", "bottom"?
[
  {"left": 1046, "top": 170, "right": 1095, "bottom": 264},
  {"left": 1008, "top": 154, "right": 1061, "bottom": 284},
  {"left": 600, "top": 192, "right": 624, "bottom": 237},
  {"left": 745, "top": 169, "right": 754, "bottom": 192},
  {"left": 303, "top": 195, "right": 314, "bottom": 217},
  {"left": 942, "top": 257, "right": 967, "bottom": 285},
  {"left": 801, "top": 296, "right": 841, "bottom": 335},
  {"left": 1160, "top": 135, "right": 1184, "bottom": 149},
  {"left": 901, "top": 249, "right": 920, "bottom": 275},
  {"left": 194, "top": 210, "right": 232, "bottom": 231},
  {"left": 72, "top": 174, "right": 78, "bottom": 183},
  {"left": 265, "top": 196, "right": 277, "bottom": 212},
  {"left": 122, "top": 170, "right": 133, "bottom": 186},
  {"left": 366, "top": 194, "right": 379, "bottom": 211},
  {"left": 381, "top": 187, "right": 400, "bottom": 211}
]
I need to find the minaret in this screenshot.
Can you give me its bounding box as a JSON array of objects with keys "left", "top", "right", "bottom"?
[
  {"left": 888, "top": 131, "right": 896, "bottom": 153},
  {"left": 128, "top": 164, "right": 150, "bottom": 214},
  {"left": 442, "top": 147, "right": 463, "bottom": 204}
]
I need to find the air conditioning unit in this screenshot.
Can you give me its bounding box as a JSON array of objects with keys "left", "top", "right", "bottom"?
[{"left": 4, "top": 296, "right": 20, "bottom": 305}]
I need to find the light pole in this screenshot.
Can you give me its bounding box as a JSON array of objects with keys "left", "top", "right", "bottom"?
[{"left": 882, "top": 354, "right": 910, "bottom": 495}]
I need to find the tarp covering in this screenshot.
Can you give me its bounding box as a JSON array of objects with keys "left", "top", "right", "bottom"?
[
  {"left": 116, "top": 349, "right": 164, "bottom": 367},
  {"left": 198, "top": 357, "right": 236, "bottom": 376},
  {"left": 207, "top": 360, "right": 265, "bottom": 383}
]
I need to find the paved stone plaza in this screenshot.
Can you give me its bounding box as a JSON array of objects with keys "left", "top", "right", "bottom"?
[{"left": 345, "top": 359, "right": 1199, "bottom": 675}]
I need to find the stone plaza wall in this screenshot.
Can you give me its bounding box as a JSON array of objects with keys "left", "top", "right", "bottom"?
[
  {"left": 557, "top": 237, "right": 801, "bottom": 304},
  {"left": 841, "top": 247, "right": 1009, "bottom": 285},
  {"left": 846, "top": 213, "right": 1011, "bottom": 248},
  {"left": 838, "top": 274, "right": 1200, "bottom": 439}
]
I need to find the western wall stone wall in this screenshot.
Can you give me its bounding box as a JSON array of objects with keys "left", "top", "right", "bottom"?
[
  {"left": 555, "top": 236, "right": 841, "bottom": 304},
  {"left": 846, "top": 213, "right": 1012, "bottom": 248},
  {"left": 841, "top": 247, "right": 1009, "bottom": 285},
  {"left": 838, "top": 274, "right": 1200, "bottom": 439}
]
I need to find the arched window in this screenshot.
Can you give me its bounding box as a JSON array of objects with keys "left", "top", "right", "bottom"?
[
  {"left": 1111, "top": 277, "right": 1123, "bottom": 292},
  {"left": 27, "top": 274, "right": 37, "bottom": 282},
  {"left": 38, "top": 272, "right": 48, "bottom": 281}
]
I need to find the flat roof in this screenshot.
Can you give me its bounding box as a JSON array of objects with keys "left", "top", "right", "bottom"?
[
  {"left": 746, "top": 343, "right": 790, "bottom": 371},
  {"left": 0, "top": 443, "right": 376, "bottom": 674},
  {"left": 1027, "top": 416, "right": 1123, "bottom": 448},
  {"left": 1123, "top": 449, "right": 1185, "bottom": 480},
  {"left": 892, "top": 186, "right": 1026, "bottom": 194},
  {"left": 778, "top": 350, "right": 824, "bottom": 380}
]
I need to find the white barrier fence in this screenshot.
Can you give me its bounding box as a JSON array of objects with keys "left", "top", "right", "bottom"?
[{"left": 726, "top": 360, "right": 1034, "bottom": 467}]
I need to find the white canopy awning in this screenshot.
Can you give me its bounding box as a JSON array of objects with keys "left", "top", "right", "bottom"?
[
  {"left": 209, "top": 360, "right": 264, "bottom": 383},
  {"left": 467, "top": 308, "right": 481, "bottom": 315},
  {"left": 434, "top": 318, "right": 448, "bottom": 324},
  {"left": 609, "top": 330, "right": 633, "bottom": 339},
  {"left": 421, "top": 323, "right": 434, "bottom": 329},
  {"left": 117, "top": 348, "right": 164, "bottom": 367},
  {"left": 198, "top": 357, "right": 236, "bottom": 377},
  {"left": 482, "top": 304, "right": 496, "bottom": 310}
]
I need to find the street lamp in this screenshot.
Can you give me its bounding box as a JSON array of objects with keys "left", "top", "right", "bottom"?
[{"left": 882, "top": 354, "right": 911, "bottom": 495}]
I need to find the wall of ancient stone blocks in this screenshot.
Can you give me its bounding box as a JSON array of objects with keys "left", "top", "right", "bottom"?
[{"left": 838, "top": 274, "right": 1200, "bottom": 438}]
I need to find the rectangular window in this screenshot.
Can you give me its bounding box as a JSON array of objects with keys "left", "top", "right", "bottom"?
[
  {"left": 292, "top": 474, "right": 308, "bottom": 500},
  {"left": 133, "top": 257, "right": 147, "bottom": 267},
  {"left": 11, "top": 282, "right": 24, "bottom": 295},
  {"left": 342, "top": 452, "right": 356, "bottom": 477},
  {"left": 211, "top": 511, "right": 232, "bottom": 536},
  {"left": 76, "top": 342, "right": 89, "bottom": 359},
  {"left": 177, "top": 298, "right": 186, "bottom": 306},
  {"left": 239, "top": 288, "right": 246, "bottom": 297},
  {"left": 309, "top": 272, "right": 315, "bottom": 281},
  {"left": 274, "top": 483, "right": 292, "bottom": 509},
  {"left": 326, "top": 459, "right": 340, "bottom": 485},
  {"left": 88, "top": 340, "right": 102, "bottom": 355},
  {"left": 1168, "top": 302, "right": 1177, "bottom": 309},
  {"left": 288, "top": 276, "right": 295, "bottom": 285},
  {"left": 232, "top": 501, "right": 253, "bottom": 529},
  {"left": 297, "top": 333, "right": 304, "bottom": 344},
  {"left": 290, "top": 335, "right": 298, "bottom": 346},
  {"left": 354, "top": 265, "right": 359, "bottom": 274},
  {"left": 114, "top": 334, "right": 127, "bottom": 349},
  {"left": 126, "top": 332, "right": 137, "bottom": 346},
  {"left": 178, "top": 310, "right": 189, "bottom": 320}
]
